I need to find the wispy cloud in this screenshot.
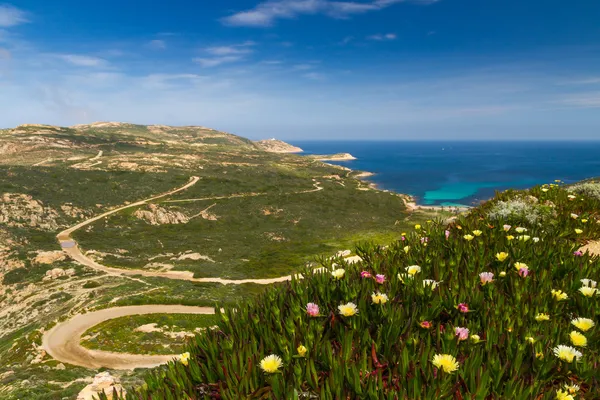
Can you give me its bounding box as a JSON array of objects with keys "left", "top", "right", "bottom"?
[
  {"left": 0, "top": 4, "right": 28, "bottom": 27},
  {"left": 368, "top": 33, "right": 397, "bottom": 41},
  {"left": 194, "top": 42, "right": 256, "bottom": 68},
  {"left": 57, "top": 54, "right": 108, "bottom": 67},
  {"left": 221, "top": 0, "right": 435, "bottom": 27},
  {"left": 558, "top": 93, "right": 600, "bottom": 108},
  {"left": 146, "top": 39, "right": 166, "bottom": 50}
]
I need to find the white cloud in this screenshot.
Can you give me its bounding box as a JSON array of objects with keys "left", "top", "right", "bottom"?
[
  {"left": 195, "top": 42, "right": 256, "bottom": 68},
  {"left": 146, "top": 39, "right": 166, "bottom": 50},
  {"left": 193, "top": 56, "right": 243, "bottom": 68},
  {"left": 58, "top": 54, "right": 108, "bottom": 67},
  {"left": 368, "top": 33, "right": 397, "bottom": 41},
  {"left": 558, "top": 93, "right": 600, "bottom": 108},
  {"left": 0, "top": 4, "right": 28, "bottom": 27},
  {"left": 221, "top": 0, "right": 430, "bottom": 27}
]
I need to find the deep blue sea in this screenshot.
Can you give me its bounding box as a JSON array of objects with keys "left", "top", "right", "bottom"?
[{"left": 292, "top": 141, "right": 600, "bottom": 206}]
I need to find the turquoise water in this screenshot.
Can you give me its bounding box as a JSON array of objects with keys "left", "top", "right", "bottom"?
[{"left": 293, "top": 141, "right": 600, "bottom": 206}]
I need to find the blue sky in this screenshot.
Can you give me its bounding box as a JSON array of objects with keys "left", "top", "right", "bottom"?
[{"left": 0, "top": 1, "right": 599, "bottom": 140}]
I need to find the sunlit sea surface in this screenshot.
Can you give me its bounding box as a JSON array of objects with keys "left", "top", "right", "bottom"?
[{"left": 293, "top": 141, "right": 600, "bottom": 206}]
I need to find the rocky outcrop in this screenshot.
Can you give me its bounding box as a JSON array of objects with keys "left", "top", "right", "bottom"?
[
  {"left": 77, "top": 372, "right": 126, "bottom": 400},
  {"left": 43, "top": 268, "right": 76, "bottom": 281},
  {"left": 0, "top": 193, "right": 60, "bottom": 230},
  {"left": 254, "top": 139, "right": 303, "bottom": 153},
  {"left": 133, "top": 204, "right": 189, "bottom": 225},
  {"left": 33, "top": 251, "right": 66, "bottom": 265}
]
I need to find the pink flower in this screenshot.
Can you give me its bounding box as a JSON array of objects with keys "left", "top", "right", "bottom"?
[
  {"left": 420, "top": 237, "right": 429, "bottom": 244},
  {"left": 445, "top": 230, "right": 450, "bottom": 240},
  {"left": 455, "top": 327, "right": 469, "bottom": 341},
  {"left": 479, "top": 272, "right": 494, "bottom": 285},
  {"left": 518, "top": 267, "right": 529, "bottom": 278},
  {"left": 375, "top": 274, "right": 386, "bottom": 284},
  {"left": 503, "top": 224, "right": 511, "bottom": 231},
  {"left": 573, "top": 251, "right": 583, "bottom": 257},
  {"left": 306, "top": 303, "right": 320, "bottom": 317},
  {"left": 457, "top": 303, "right": 469, "bottom": 313},
  {"left": 420, "top": 321, "right": 432, "bottom": 329},
  {"left": 401, "top": 236, "right": 406, "bottom": 241},
  {"left": 360, "top": 271, "right": 372, "bottom": 278}
]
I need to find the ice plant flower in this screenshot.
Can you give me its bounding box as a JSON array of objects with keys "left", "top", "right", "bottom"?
[
  {"left": 568, "top": 194, "right": 576, "bottom": 200},
  {"left": 414, "top": 224, "right": 421, "bottom": 230},
  {"left": 571, "top": 213, "right": 579, "bottom": 219},
  {"left": 556, "top": 389, "right": 575, "bottom": 400},
  {"left": 579, "top": 286, "right": 598, "bottom": 297},
  {"left": 563, "top": 384, "right": 580, "bottom": 395},
  {"left": 581, "top": 218, "right": 588, "bottom": 223},
  {"left": 535, "top": 313, "right": 550, "bottom": 321},
  {"left": 496, "top": 252, "right": 509, "bottom": 262},
  {"left": 179, "top": 352, "right": 190, "bottom": 366},
  {"left": 541, "top": 188, "right": 549, "bottom": 192},
  {"left": 455, "top": 327, "right": 469, "bottom": 341},
  {"left": 297, "top": 345, "right": 307, "bottom": 357},
  {"left": 574, "top": 228, "right": 583, "bottom": 234},
  {"left": 431, "top": 354, "right": 459, "bottom": 373},
  {"left": 306, "top": 303, "right": 320, "bottom": 317},
  {"left": 463, "top": 234, "right": 474, "bottom": 241},
  {"left": 571, "top": 318, "right": 594, "bottom": 331},
  {"left": 419, "top": 321, "right": 432, "bottom": 329},
  {"left": 514, "top": 262, "right": 528, "bottom": 271},
  {"left": 260, "top": 354, "right": 283, "bottom": 373},
  {"left": 456, "top": 303, "right": 469, "bottom": 313},
  {"left": 518, "top": 267, "right": 529, "bottom": 278},
  {"left": 503, "top": 224, "right": 512, "bottom": 231},
  {"left": 518, "top": 235, "right": 531, "bottom": 242},
  {"left": 515, "top": 227, "right": 527, "bottom": 233},
  {"left": 506, "top": 235, "right": 515, "bottom": 241},
  {"left": 532, "top": 237, "right": 540, "bottom": 243},
  {"left": 470, "top": 334, "right": 481, "bottom": 343},
  {"left": 553, "top": 345, "right": 582, "bottom": 363},
  {"left": 331, "top": 268, "right": 345, "bottom": 279},
  {"left": 360, "top": 271, "right": 372, "bottom": 278},
  {"left": 403, "top": 245, "right": 410, "bottom": 254},
  {"left": 479, "top": 272, "right": 494, "bottom": 285},
  {"left": 423, "top": 279, "right": 441, "bottom": 289},
  {"left": 445, "top": 230, "right": 450, "bottom": 239},
  {"left": 406, "top": 265, "right": 421, "bottom": 276},
  {"left": 472, "top": 229, "right": 482, "bottom": 236},
  {"left": 569, "top": 331, "right": 587, "bottom": 347},
  {"left": 375, "top": 274, "right": 386, "bottom": 284},
  {"left": 338, "top": 302, "right": 358, "bottom": 317},
  {"left": 551, "top": 289, "right": 569, "bottom": 301},
  {"left": 580, "top": 279, "right": 597, "bottom": 288},
  {"left": 371, "top": 292, "right": 389, "bottom": 304},
  {"left": 499, "top": 271, "right": 507, "bottom": 277}
]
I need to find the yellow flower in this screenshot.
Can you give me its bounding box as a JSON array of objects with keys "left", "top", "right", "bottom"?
[
  {"left": 551, "top": 289, "right": 569, "bottom": 301},
  {"left": 371, "top": 292, "right": 389, "bottom": 304},
  {"left": 571, "top": 317, "right": 595, "bottom": 332},
  {"left": 556, "top": 389, "right": 575, "bottom": 400},
  {"left": 472, "top": 230, "right": 482, "bottom": 236},
  {"left": 406, "top": 265, "right": 421, "bottom": 276},
  {"left": 431, "top": 354, "right": 459, "bottom": 373},
  {"left": 338, "top": 302, "right": 358, "bottom": 317},
  {"left": 470, "top": 334, "right": 481, "bottom": 344},
  {"left": 574, "top": 229, "right": 583, "bottom": 234},
  {"left": 553, "top": 345, "right": 582, "bottom": 363},
  {"left": 463, "top": 234, "right": 474, "bottom": 241},
  {"left": 535, "top": 313, "right": 550, "bottom": 322},
  {"left": 499, "top": 271, "right": 507, "bottom": 277},
  {"left": 514, "top": 262, "right": 528, "bottom": 271},
  {"left": 526, "top": 336, "right": 536, "bottom": 344},
  {"left": 496, "top": 252, "right": 509, "bottom": 262},
  {"left": 403, "top": 245, "right": 410, "bottom": 254},
  {"left": 506, "top": 235, "right": 515, "bottom": 241},
  {"left": 331, "top": 268, "right": 345, "bottom": 279},
  {"left": 415, "top": 224, "right": 421, "bottom": 230},
  {"left": 579, "top": 286, "right": 598, "bottom": 297},
  {"left": 297, "top": 345, "right": 307, "bottom": 357},
  {"left": 541, "top": 188, "right": 549, "bottom": 192},
  {"left": 401, "top": 232, "right": 407, "bottom": 236},
  {"left": 515, "top": 227, "right": 527, "bottom": 233},
  {"left": 535, "top": 352, "right": 544, "bottom": 359},
  {"left": 518, "top": 235, "right": 531, "bottom": 242},
  {"left": 569, "top": 331, "right": 587, "bottom": 347},
  {"left": 179, "top": 352, "right": 190, "bottom": 366},
  {"left": 260, "top": 354, "right": 283, "bottom": 373},
  {"left": 563, "top": 384, "right": 580, "bottom": 394},
  {"left": 581, "top": 219, "right": 588, "bottom": 223}
]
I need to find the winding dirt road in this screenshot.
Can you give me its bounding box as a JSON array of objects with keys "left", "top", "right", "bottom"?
[{"left": 42, "top": 305, "right": 214, "bottom": 370}]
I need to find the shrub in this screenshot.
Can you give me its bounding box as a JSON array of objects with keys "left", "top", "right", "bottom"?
[
  {"left": 82, "top": 281, "right": 102, "bottom": 289},
  {"left": 568, "top": 181, "right": 600, "bottom": 200}
]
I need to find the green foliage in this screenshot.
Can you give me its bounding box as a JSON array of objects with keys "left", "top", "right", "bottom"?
[
  {"left": 107, "top": 183, "right": 600, "bottom": 399},
  {"left": 83, "top": 280, "right": 103, "bottom": 289}
]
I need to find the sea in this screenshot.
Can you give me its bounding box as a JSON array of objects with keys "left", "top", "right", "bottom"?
[{"left": 292, "top": 141, "right": 600, "bottom": 206}]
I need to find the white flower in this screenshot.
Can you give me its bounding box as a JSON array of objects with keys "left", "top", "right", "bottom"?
[
  {"left": 581, "top": 279, "right": 597, "bottom": 288},
  {"left": 423, "top": 279, "right": 441, "bottom": 289},
  {"left": 406, "top": 265, "right": 421, "bottom": 276},
  {"left": 331, "top": 268, "right": 346, "bottom": 279},
  {"left": 515, "top": 227, "right": 527, "bottom": 233}
]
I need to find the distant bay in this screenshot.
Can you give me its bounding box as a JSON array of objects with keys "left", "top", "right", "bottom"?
[{"left": 293, "top": 141, "right": 600, "bottom": 206}]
